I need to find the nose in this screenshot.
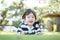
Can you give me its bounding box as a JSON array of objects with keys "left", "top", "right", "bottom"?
[{"left": 29, "top": 17, "right": 33, "bottom": 20}]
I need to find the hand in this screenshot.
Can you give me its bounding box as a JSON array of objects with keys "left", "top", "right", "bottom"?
[
  {"left": 21, "top": 31, "right": 27, "bottom": 35},
  {"left": 35, "top": 32, "right": 42, "bottom": 35}
]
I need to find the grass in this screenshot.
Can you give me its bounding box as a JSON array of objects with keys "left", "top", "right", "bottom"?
[{"left": 0, "top": 32, "right": 60, "bottom": 40}]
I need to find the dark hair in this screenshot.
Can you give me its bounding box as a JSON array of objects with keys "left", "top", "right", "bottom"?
[{"left": 22, "top": 9, "right": 36, "bottom": 19}]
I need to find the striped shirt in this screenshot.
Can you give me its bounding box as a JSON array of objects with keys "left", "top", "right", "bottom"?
[{"left": 17, "top": 22, "right": 41, "bottom": 34}]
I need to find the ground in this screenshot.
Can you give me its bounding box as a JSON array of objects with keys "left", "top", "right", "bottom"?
[{"left": 0, "top": 32, "right": 60, "bottom": 40}]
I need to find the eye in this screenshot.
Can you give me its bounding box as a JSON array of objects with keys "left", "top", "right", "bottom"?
[
  {"left": 32, "top": 16, "right": 35, "bottom": 18},
  {"left": 27, "top": 16, "right": 30, "bottom": 18}
]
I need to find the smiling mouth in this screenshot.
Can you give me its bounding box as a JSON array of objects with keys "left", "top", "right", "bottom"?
[{"left": 29, "top": 21, "right": 33, "bottom": 23}]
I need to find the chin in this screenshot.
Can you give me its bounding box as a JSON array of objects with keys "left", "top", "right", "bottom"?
[{"left": 29, "top": 24, "right": 33, "bottom": 26}]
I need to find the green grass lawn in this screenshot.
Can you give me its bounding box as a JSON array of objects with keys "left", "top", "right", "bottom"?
[{"left": 0, "top": 32, "right": 60, "bottom": 40}]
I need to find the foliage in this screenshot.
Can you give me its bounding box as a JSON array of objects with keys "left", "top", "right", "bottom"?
[
  {"left": 0, "top": 0, "right": 60, "bottom": 28},
  {"left": 13, "top": 21, "right": 22, "bottom": 28}
]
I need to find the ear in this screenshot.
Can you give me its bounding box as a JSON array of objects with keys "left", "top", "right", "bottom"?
[
  {"left": 22, "top": 18, "right": 26, "bottom": 22},
  {"left": 22, "top": 19, "right": 25, "bottom": 21}
]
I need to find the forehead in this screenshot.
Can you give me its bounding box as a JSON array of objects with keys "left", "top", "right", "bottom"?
[{"left": 26, "top": 13, "right": 35, "bottom": 16}]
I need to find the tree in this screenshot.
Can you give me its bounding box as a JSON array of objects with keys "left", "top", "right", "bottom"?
[{"left": 0, "top": 0, "right": 25, "bottom": 27}]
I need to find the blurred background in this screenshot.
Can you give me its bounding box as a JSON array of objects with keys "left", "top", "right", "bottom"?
[
  {"left": 0, "top": 0, "right": 60, "bottom": 40},
  {"left": 0, "top": 0, "right": 60, "bottom": 32}
]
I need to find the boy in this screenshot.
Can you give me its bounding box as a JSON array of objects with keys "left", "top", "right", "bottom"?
[{"left": 17, "top": 9, "right": 41, "bottom": 34}]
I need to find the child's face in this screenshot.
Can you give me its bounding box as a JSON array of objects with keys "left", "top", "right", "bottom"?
[{"left": 24, "top": 13, "right": 36, "bottom": 26}]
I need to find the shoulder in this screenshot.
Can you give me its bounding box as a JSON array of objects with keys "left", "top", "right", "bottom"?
[{"left": 19, "top": 23, "right": 28, "bottom": 28}]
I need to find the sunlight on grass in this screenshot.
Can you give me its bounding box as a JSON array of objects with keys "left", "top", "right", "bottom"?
[{"left": 43, "top": 32, "right": 60, "bottom": 35}]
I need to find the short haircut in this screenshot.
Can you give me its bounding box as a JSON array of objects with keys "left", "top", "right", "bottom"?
[{"left": 22, "top": 9, "right": 36, "bottom": 19}]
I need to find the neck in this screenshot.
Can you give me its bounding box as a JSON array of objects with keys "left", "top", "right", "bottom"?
[{"left": 28, "top": 25, "right": 33, "bottom": 28}]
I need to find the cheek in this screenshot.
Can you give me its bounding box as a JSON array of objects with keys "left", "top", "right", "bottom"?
[
  {"left": 34, "top": 18, "right": 36, "bottom": 21},
  {"left": 24, "top": 19, "right": 29, "bottom": 23},
  {"left": 32, "top": 18, "right": 35, "bottom": 20}
]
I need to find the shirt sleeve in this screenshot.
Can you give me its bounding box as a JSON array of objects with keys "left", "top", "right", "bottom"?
[{"left": 36, "top": 28, "right": 41, "bottom": 32}]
